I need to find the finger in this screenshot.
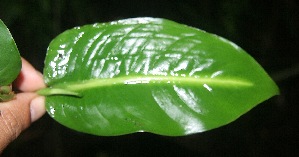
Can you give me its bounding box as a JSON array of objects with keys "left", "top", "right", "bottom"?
[
  {"left": 30, "top": 96, "right": 46, "bottom": 122},
  {"left": 14, "top": 58, "right": 46, "bottom": 92},
  {"left": 0, "top": 93, "right": 37, "bottom": 152}
]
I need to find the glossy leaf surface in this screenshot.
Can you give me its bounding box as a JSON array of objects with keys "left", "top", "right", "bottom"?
[{"left": 40, "top": 18, "right": 279, "bottom": 136}]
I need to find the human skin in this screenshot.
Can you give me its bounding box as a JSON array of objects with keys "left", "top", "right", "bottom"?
[{"left": 0, "top": 58, "right": 46, "bottom": 153}]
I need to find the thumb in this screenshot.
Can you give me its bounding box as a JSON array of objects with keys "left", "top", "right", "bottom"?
[{"left": 0, "top": 93, "right": 45, "bottom": 153}]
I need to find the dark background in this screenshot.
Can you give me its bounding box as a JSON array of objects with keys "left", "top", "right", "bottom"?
[{"left": 1, "top": 0, "right": 298, "bottom": 156}]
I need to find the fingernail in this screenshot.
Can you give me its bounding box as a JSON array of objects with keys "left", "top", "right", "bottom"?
[{"left": 30, "top": 96, "right": 46, "bottom": 122}]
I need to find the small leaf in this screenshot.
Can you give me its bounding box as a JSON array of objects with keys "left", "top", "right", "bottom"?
[
  {"left": 0, "top": 85, "right": 15, "bottom": 102},
  {"left": 0, "top": 19, "right": 21, "bottom": 102},
  {"left": 40, "top": 17, "right": 279, "bottom": 136}
]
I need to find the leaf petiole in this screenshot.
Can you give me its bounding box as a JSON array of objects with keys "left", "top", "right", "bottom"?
[{"left": 37, "top": 88, "right": 81, "bottom": 97}]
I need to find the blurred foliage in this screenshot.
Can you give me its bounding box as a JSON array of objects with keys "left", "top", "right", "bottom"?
[{"left": 0, "top": 0, "right": 298, "bottom": 156}]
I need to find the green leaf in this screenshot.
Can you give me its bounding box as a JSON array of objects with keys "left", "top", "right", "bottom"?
[
  {"left": 0, "top": 86, "right": 14, "bottom": 102},
  {"left": 0, "top": 19, "right": 21, "bottom": 101},
  {"left": 39, "top": 17, "right": 279, "bottom": 136}
]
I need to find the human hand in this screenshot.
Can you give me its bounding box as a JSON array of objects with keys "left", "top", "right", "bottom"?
[{"left": 0, "top": 58, "right": 46, "bottom": 153}]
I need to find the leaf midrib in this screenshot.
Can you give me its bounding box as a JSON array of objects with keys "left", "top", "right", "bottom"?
[{"left": 38, "top": 76, "right": 253, "bottom": 96}]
